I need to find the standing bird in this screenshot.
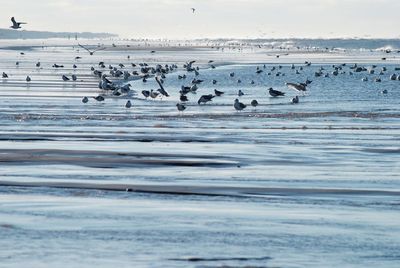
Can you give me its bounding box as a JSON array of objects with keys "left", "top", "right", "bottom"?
[
  {"left": 10, "top": 17, "right": 27, "bottom": 29},
  {"left": 93, "top": 95, "right": 105, "bottom": 102},
  {"left": 82, "top": 97, "right": 89, "bottom": 103},
  {"left": 291, "top": 96, "right": 299, "bottom": 104},
  {"left": 191, "top": 8, "right": 196, "bottom": 13},
  {"left": 26, "top": 76, "right": 31, "bottom": 82},
  {"left": 62, "top": 75, "right": 70, "bottom": 81},
  {"left": 125, "top": 100, "right": 132, "bottom": 108},
  {"left": 234, "top": 99, "right": 246, "bottom": 111},
  {"left": 251, "top": 99, "right": 259, "bottom": 108},
  {"left": 2, "top": 72, "right": 8, "bottom": 78},
  {"left": 238, "top": 90, "right": 244, "bottom": 97},
  {"left": 176, "top": 103, "right": 186, "bottom": 112}
]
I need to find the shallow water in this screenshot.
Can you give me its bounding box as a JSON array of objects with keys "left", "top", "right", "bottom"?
[{"left": 0, "top": 41, "right": 399, "bottom": 267}]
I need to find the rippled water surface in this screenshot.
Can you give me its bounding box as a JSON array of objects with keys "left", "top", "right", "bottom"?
[{"left": 0, "top": 40, "right": 399, "bottom": 267}]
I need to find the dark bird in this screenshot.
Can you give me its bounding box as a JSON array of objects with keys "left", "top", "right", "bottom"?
[
  {"left": 62, "top": 75, "right": 70, "bottom": 81},
  {"left": 238, "top": 90, "right": 244, "bottom": 97},
  {"left": 176, "top": 103, "right": 186, "bottom": 112},
  {"left": 10, "top": 17, "right": 27, "bottom": 29},
  {"left": 142, "top": 90, "right": 150, "bottom": 98},
  {"left": 93, "top": 95, "right": 105, "bottom": 102},
  {"left": 198, "top": 94, "right": 215, "bottom": 105},
  {"left": 191, "top": 8, "right": 196, "bottom": 13},
  {"left": 180, "top": 95, "right": 189, "bottom": 102},
  {"left": 291, "top": 96, "right": 299, "bottom": 104},
  {"left": 78, "top": 43, "right": 106, "bottom": 55},
  {"left": 269, "top": 88, "right": 285, "bottom": 97},
  {"left": 234, "top": 99, "right": 246, "bottom": 111},
  {"left": 251, "top": 100, "right": 259, "bottom": 108},
  {"left": 2, "top": 72, "right": 8, "bottom": 78},
  {"left": 82, "top": 97, "right": 89, "bottom": 103},
  {"left": 125, "top": 100, "right": 132, "bottom": 108},
  {"left": 214, "top": 89, "right": 224, "bottom": 96}
]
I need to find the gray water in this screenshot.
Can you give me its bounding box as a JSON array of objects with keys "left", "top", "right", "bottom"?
[{"left": 0, "top": 40, "right": 399, "bottom": 268}]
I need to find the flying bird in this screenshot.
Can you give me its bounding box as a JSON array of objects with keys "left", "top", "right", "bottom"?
[
  {"left": 10, "top": 17, "right": 27, "bottom": 29},
  {"left": 78, "top": 43, "right": 106, "bottom": 55}
]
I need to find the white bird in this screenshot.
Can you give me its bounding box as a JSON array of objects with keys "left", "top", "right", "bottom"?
[{"left": 10, "top": 17, "right": 27, "bottom": 29}]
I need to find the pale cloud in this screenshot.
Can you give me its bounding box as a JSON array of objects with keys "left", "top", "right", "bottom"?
[{"left": 1, "top": 0, "right": 399, "bottom": 39}]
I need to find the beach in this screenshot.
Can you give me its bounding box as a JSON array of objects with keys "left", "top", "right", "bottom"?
[{"left": 0, "top": 39, "right": 399, "bottom": 267}]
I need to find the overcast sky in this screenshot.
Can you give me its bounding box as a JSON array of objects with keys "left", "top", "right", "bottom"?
[{"left": 1, "top": 0, "right": 399, "bottom": 39}]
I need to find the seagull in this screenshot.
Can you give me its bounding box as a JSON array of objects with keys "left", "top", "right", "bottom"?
[
  {"left": 234, "top": 99, "right": 246, "bottom": 111},
  {"left": 269, "top": 88, "right": 285, "bottom": 97},
  {"left": 82, "top": 96, "right": 89, "bottom": 103},
  {"left": 251, "top": 100, "right": 259, "bottom": 108},
  {"left": 141, "top": 90, "right": 150, "bottom": 99},
  {"left": 93, "top": 95, "right": 105, "bottom": 102},
  {"left": 72, "top": 74, "right": 77, "bottom": 81},
  {"left": 291, "top": 96, "right": 299, "bottom": 104},
  {"left": 180, "top": 95, "right": 189, "bottom": 102},
  {"left": 125, "top": 100, "right": 132, "bottom": 108},
  {"left": 198, "top": 94, "right": 214, "bottom": 105},
  {"left": 176, "top": 103, "right": 186, "bottom": 112},
  {"left": 26, "top": 76, "right": 31, "bottom": 82},
  {"left": 10, "top": 17, "right": 27, "bottom": 29},
  {"left": 214, "top": 89, "right": 224, "bottom": 96},
  {"left": 62, "top": 75, "right": 70, "bottom": 81},
  {"left": 286, "top": 82, "right": 307, "bottom": 92},
  {"left": 191, "top": 8, "right": 196, "bottom": 13},
  {"left": 238, "top": 90, "right": 244, "bottom": 97},
  {"left": 78, "top": 43, "right": 106, "bottom": 55},
  {"left": 2, "top": 72, "right": 8, "bottom": 78}
]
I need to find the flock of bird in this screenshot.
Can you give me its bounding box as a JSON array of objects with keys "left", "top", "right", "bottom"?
[
  {"left": 2, "top": 40, "right": 398, "bottom": 114},
  {"left": 3, "top": 16, "right": 398, "bottom": 113}
]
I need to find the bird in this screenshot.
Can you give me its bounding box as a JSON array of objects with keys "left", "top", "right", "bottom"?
[
  {"left": 26, "top": 76, "right": 31, "bottom": 82},
  {"left": 2, "top": 72, "right": 8, "bottom": 78},
  {"left": 191, "top": 8, "right": 196, "bottom": 13},
  {"left": 36, "top": 62, "right": 41, "bottom": 68},
  {"left": 62, "top": 75, "right": 70, "bottom": 81},
  {"left": 72, "top": 74, "right": 77, "bottom": 81},
  {"left": 286, "top": 82, "right": 307, "bottom": 92},
  {"left": 180, "top": 95, "right": 189, "bottom": 102},
  {"left": 251, "top": 100, "right": 259, "bottom": 108},
  {"left": 291, "top": 96, "right": 299, "bottom": 104},
  {"left": 10, "top": 17, "right": 27, "bottom": 29},
  {"left": 142, "top": 90, "right": 150, "bottom": 99},
  {"left": 238, "top": 90, "right": 244, "bottom": 97},
  {"left": 214, "top": 89, "right": 224, "bottom": 96},
  {"left": 268, "top": 88, "right": 285, "bottom": 97},
  {"left": 82, "top": 96, "right": 89, "bottom": 103},
  {"left": 125, "top": 100, "right": 132, "bottom": 108},
  {"left": 176, "top": 103, "right": 186, "bottom": 112},
  {"left": 234, "top": 99, "right": 246, "bottom": 111},
  {"left": 78, "top": 43, "right": 106, "bottom": 55},
  {"left": 93, "top": 95, "right": 105, "bottom": 102},
  {"left": 198, "top": 94, "right": 214, "bottom": 105}
]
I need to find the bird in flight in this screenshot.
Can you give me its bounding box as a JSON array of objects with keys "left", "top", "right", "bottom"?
[
  {"left": 10, "top": 17, "right": 27, "bottom": 29},
  {"left": 191, "top": 8, "right": 196, "bottom": 13},
  {"left": 78, "top": 43, "right": 106, "bottom": 55}
]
